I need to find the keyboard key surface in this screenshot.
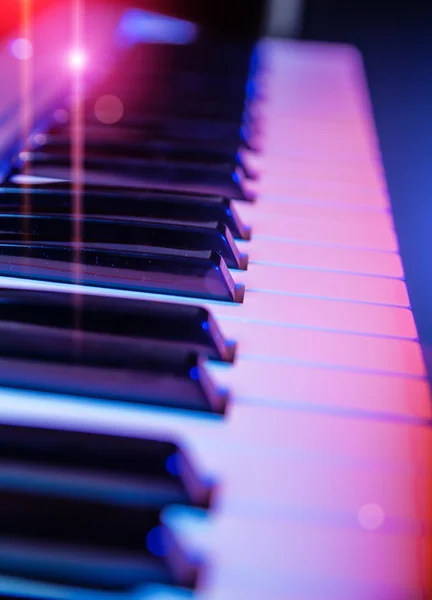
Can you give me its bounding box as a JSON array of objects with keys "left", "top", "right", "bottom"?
[
  {"left": 0, "top": 186, "right": 251, "bottom": 240},
  {"left": 0, "top": 246, "right": 242, "bottom": 302},
  {"left": 0, "top": 489, "right": 196, "bottom": 590},
  {"left": 0, "top": 287, "right": 236, "bottom": 362},
  {"left": 0, "top": 214, "right": 247, "bottom": 270},
  {"left": 0, "top": 325, "right": 227, "bottom": 412},
  {"left": 0, "top": 422, "right": 211, "bottom": 508}
]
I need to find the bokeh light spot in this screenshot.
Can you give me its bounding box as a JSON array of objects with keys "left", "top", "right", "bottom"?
[
  {"left": 357, "top": 503, "right": 385, "bottom": 531},
  {"left": 53, "top": 109, "right": 69, "bottom": 124},
  {"left": 94, "top": 95, "right": 124, "bottom": 125},
  {"left": 32, "top": 133, "right": 47, "bottom": 147},
  {"left": 10, "top": 38, "right": 33, "bottom": 60}
]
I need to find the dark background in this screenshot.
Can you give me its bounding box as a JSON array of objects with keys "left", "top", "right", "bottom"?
[{"left": 0, "top": 0, "right": 266, "bottom": 39}]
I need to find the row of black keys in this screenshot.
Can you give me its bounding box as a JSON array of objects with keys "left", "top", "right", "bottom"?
[
  {"left": 0, "top": 185, "right": 249, "bottom": 302},
  {"left": 0, "top": 39, "right": 255, "bottom": 595},
  {"left": 0, "top": 42, "right": 255, "bottom": 402},
  {"left": 0, "top": 421, "right": 209, "bottom": 592},
  {"left": 1, "top": 43, "right": 257, "bottom": 301},
  {"left": 0, "top": 287, "right": 231, "bottom": 412}
]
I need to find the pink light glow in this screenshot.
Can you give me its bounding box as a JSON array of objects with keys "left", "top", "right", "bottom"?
[{"left": 69, "top": 48, "right": 86, "bottom": 71}]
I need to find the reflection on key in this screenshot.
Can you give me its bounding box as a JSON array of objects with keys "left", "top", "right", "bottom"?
[
  {"left": 0, "top": 423, "right": 212, "bottom": 508},
  {"left": 46, "top": 123, "right": 245, "bottom": 162},
  {"left": 1, "top": 185, "right": 251, "bottom": 239},
  {"left": 14, "top": 152, "right": 251, "bottom": 200},
  {"left": 0, "top": 214, "right": 247, "bottom": 270},
  {"left": 33, "top": 135, "right": 248, "bottom": 177},
  {"left": 0, "top": 320, "right": 227, "bottom": 412},
  {"left": 0, "top": 287, "right": 236, "bottom": 362},
  {"left": 0, "top": 246, "right": 243, "bottom": 303}
]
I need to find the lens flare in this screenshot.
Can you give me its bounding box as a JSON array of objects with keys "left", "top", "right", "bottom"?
[{"left": 69, "top": 48, "right": 86, "bottom": 70}]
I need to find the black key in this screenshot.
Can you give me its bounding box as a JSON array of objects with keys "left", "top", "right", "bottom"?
[
  {"left": 114, "top": 71, "right": 250, "bottom": 98},
  {"left": 0, "top": 245, "right": 243, "bottom": 302},
  {"left": 0, "top": 489, "right": 197, "bottom": 590},
  {"left": 15, "top": 153, "right": 252, "bottom": 201},
  {"left": 0, "top": 185, "right": 251, "bottom": 240},
  {"left": 0, "top": 318, "right": 227, "bottom": 411},
  {"left": 53, "top": 106, "right": 250, "bottom": 149},
  {"left": 0, "top": 422, "right": 212, "bottom": 508},
  {"left": 97, "top": 77, "right": 248, "bottom": 116},
  {"left": 47, "top": 123, "right": 246, "bottom": 161},
  {"left": 86, "top": 92, "right": 247, "bottom": 122},
  {"left": 87, "top": 113, "right": 245, "bottom": 143},
  {"left": 32, "top": 134, "right": 254, "bottom": 179},
  {"left": 89, "top": 61, "right": 249, "bottom": 116},
  {"left": 0, "top": 287, "right": 236, "bottom": 362},
  {"left": 0, "top": 214, "right": 247, "bottom": 270},
  {"left": 110, "top": 50, "right": 251, "bottom": 82}
]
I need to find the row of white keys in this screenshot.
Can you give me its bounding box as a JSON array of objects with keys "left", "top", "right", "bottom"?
[{"left": 0, "top": 39, "right": 432, "bottom": 599}]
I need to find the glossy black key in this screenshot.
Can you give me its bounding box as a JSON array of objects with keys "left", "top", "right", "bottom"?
[
  {"left": 60, "top": 94, "right": 250, "bottom": 147},
  {"left": 15, "top": 153, "right": 252, "bottom": 201},
  {"left": 89, "top": 62, "right": 249, "bottom": 115},
  {"left": 0, "top": 422, "right": 212, "bottom": 507},
  {"left": 0, "top": 489, "right": 197, "bottom": 590},
  {"left": 87, "top": 111, "right": 245, "bottom": 142},
  {"left": 0, "top": 286, "right": 235, "bottom": 362},
  {"left": 0, "top": 213, "right": 247, "bottom": 269},
  {"left": 87, "top": 90, "right": 247, "bottom": 122},
  {"left": 47, "top": 123, "right": 248, "bottom": 161},
  {"left": 0, "top": 318, "right": 227, "bottom": 412},
  {"left": 0, "top": 186, "right": 251, "bottom": 240},
  {"left": 33, "top": 134, "right": 254, "bottom": 178},
  {"left": 107, "top": 45, "right": 253, "bottom": 103},
  {"left": 0, "top": 245, "right": 243, "bottom": 302}
]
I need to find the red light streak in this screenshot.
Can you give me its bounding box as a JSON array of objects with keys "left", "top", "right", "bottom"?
[
  {"left": 70, "top": 0, "right": 86, "bottom": 334},
  {"left": 71, "top": 0, "right": 84, "bottom": 280},
  {"left": 19, "top": 0, "right": 32, "bottom": 239}
]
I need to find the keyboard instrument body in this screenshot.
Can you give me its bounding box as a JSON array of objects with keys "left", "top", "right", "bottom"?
[{"left": 0, "top": 5, "right": 431, "bottom": 599}]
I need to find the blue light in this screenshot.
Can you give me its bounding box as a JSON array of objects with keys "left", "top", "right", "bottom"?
[
  {"left": 245, "top": 79, "right": 257, "bottom": 101},
  {"left": 116, "top": 8, "right": 199, "bottom": 47},
  {"left": 166, "top": 453, "right": 181, "bottom": 477},
  {"left": 239, "top": 125, "right": 250, "bottom": 146},
  {"left": 232, "top": 171, "right": 240, "bottom": 185},
  {"left": 249, "top": 45, "right": 259, "bottom": 78},
  {"left": 201, "top": 321, "right": 210, "bottom": 331},
  {"left": 189, "top": 366, "right": 200, "bottom": 381},
  {"left": 146, "top": 526, "right": 167, "bottom": 557}
]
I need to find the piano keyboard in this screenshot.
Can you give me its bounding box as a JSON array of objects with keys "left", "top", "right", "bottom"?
[{"left": 0, "top": 5, "right": 431, "bottom": 599}]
